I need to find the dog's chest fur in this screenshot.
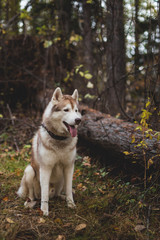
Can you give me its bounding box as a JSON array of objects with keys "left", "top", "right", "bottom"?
[{"left": 32, "top": 128, "right": 77, "bottom": 170}]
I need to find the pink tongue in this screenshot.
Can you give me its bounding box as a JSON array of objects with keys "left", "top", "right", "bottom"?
[{"left": 69, "top": 126, "right": 77, "bottom": 137}]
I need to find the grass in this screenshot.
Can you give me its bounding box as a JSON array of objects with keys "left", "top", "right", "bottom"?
[{"left": 0, "top": 141, "right": 160, "bottom": 240}]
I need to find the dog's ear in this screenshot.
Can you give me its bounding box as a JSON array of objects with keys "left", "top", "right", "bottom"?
[
  {"left": 52, "top": 87, "right": 63, "bottom": 102},
  {"left": 72, "top": 89, "right": 79, "bottom": 103}
]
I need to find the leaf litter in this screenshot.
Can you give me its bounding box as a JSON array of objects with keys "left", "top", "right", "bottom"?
[{"left": 1, "top": 123, "right": 160, "bottom": 239}]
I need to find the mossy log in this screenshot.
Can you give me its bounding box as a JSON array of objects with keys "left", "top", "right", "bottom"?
[{"left": 78, "top": 105, "right": 160, "bottom": 162}]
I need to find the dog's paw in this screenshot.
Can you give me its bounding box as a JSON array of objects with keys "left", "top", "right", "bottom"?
[
  {"left": 42, "top": 209, "right": 49, "bottom": 216},
  {"left": 66, "top": 198, "right": 76, "bottom": 209},
  {"left": 41, "top": 202, "right": 49, "bottom": 216},
  {"left": 24, "top": 200, "right": 37, "bottom": 208}
]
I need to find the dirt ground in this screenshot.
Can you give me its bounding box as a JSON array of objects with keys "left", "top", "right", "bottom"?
[{"left": 0, "top": 116, "right": 160, "bottom": 240}]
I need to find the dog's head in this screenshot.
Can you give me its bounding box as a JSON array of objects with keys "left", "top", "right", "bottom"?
[{"left": 43, "top": 88, "right": 81, "bottom": 137}]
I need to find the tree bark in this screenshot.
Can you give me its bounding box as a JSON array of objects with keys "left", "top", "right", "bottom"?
[
  {"left": 105, "top": 0, "right": 126, "bottom": 116},
  {"left": 82, "top": 0, "right": 93, "bottom": 75},
  {"left": 78, "top": 105, "right": 160, "bottom": 162},
  {"left": 134, "top": 0, "right": 139, "bottom": 80}
]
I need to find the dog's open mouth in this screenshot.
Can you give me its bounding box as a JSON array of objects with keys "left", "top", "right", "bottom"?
[{"left": 63, "top": 121, "right": 77, "bottom": 137}]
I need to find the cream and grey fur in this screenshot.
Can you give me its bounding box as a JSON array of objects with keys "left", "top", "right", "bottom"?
[{"left": 17, "top": 88, "right": 81, "bottom": 216}]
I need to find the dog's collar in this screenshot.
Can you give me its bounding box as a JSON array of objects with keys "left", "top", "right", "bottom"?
[{"left": 41, "top": 123, "right": 68, "bottom": 141}]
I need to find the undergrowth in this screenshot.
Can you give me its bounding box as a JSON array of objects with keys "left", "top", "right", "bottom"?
[{"left": 0, "top": 140, "right": 160, "bottom": 240}]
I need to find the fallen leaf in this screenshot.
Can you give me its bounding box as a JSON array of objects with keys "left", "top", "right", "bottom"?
[
  {"left": 83, "top": 156, "right": 91, "bottom": 163},
  {"left": 94, "top": 172, "right": 100, "bottom": 176},
  {"left": 63, "top": 223, "right": 72, "bottom": 227},
  {"left": 134, "top": 225, "right": 146, "bottom": 232},
  {"left": 54, "top": 218, "right": 63, "bottom": 225},
  {"left": 38, "top": 218, "right": 46, "bottom": 224},
  {"left": 56, "top": 235, "right": 65, "bottom": 240},
  {"left": 77, "top": 183, "right": 83, "bottom": 189},
  {"left": 98, "top": 188, "right": 105, "bottom": 194},
  {"left": 83, "top": 162, "right": 91, "bottom": 167},
  {"left": 6, "top": 218, "right": 15, "bottom": 224},
  {"left": 3, "top": 196, "right": 9, "bottom": 202},
  {"left": 75, "top": 223, "right": 87, "bottom": 231}
]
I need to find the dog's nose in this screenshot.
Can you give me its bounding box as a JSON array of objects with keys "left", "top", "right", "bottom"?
[{"left": 75, "top": 118, "right": 81, "bottom": 125}]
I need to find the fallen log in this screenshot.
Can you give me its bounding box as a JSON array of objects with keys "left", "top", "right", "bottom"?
[{"left": 78, "top": 105, "right": 160, "bottom": 163}]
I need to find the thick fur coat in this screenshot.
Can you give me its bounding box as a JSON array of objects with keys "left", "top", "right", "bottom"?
[{"left": 17, "top": 88, "right": 81, "bottom": 216}]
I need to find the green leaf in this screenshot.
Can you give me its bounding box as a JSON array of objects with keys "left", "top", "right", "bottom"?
[
  {"left": 75, "top": 64, "right": 83, "bottom": 74},
  {"left": 86, "top": 0, "right": 93, "bottom": 3},
  {"left": 43, "top": 40, "right": 53, "bottom": 48},
  {"left": 64, "top": 72, "right": 70, "bottom": 83},
  {"left": 79, "top": 71, "right": 84, "bottom": 77},
  {"left": 53, "top": 37, "right": 61, "bottom": 43},
  {"left": 84, "top": 73, "right": 92, "bottom": 80},
  {"left": 84, "top": 93, "right": 96, "bottom": 99},
  {"left": 24, "top": 144, "right": 31, "bottom": 149}
]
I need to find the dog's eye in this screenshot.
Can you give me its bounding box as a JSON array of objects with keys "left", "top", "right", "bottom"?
[
  {"left": 64, "top": 108, "right": 69, "bottom": 112},
  {"left": 75, "top": 109, "right": 78, "bottom": 112}
]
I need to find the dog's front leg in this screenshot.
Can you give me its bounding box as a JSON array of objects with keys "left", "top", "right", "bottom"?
[
  {"left": 40, "top": 166, "right": 52, "bottom": 216},
  {"left": 64, "top": 164, "right": 76, "bottom": 209}
]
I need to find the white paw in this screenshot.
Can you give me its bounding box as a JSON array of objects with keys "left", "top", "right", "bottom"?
[
  {"left": 42, "top": 209, "right": 49, "bottom": 216},
  {"left": 41, "top": 202, "right": 49, "bottom": 216},
  {"left": 24, "top": 200, "right": 37, "bottom": 208},
  {"left": 66, "top": 198, "right": 76, "bottom": 209}
]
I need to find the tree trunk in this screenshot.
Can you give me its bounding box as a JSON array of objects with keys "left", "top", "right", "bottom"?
[
  {"left": 105, "top": 0, "right": 126, "bottom": 116},
  {"left": 78, "top": 105, "right": 160, "bottom": 162},
  {"left": 135, "top": 0, "right": 139, "bottom": 80},
  {"left": 82, "top": 0, "right": 93, "bottom": 75},
  {"left": 0, "top": 0, "right": 2, "bottom": 21},
  {"left": 156, "top": 0, "right": 160, "bottom": 108}
]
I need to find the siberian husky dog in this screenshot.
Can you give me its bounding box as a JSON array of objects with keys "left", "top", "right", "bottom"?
[{"left": 17, "top": 88, "right": 81, "bottom": 216}]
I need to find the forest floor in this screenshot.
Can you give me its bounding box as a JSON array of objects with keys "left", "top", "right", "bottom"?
[{"left": 0, "top": 114, "right": 160, "bottom": 240}]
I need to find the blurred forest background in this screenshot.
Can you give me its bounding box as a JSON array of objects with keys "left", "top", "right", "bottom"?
[
  {"left": 0, "top": 0, "right": 160, "bottom": 124},
  {"left": 1, "top": 2, "right": 160, "bottom": 239}
]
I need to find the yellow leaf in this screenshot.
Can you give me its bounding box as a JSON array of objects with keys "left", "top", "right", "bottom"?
[
  {"left": 2, "top": 29, "right": 6, "bottom": 34},
  {"left": 123, "top": 151, "right": 130, "bottom": 155},
  {"left": 146, "top": 101, "right": 150, "bottom": 108},
  {"left": 3, "top": 196, "right": 9, "bottom": 202},
  {"left": 147, "top": 159, "right": 154, "bottom": 168},
  {"left": 131, "top": 135, "right": 135, "bottom": 143},
  {"left": 114, "top": 227, "right": 119, "bottom": 231},
  {"left": 6, "top": 218, "right": 15, "bottom": 224},
  {"left": 54, "top": 218, "right": 63, "bottom": 225},
  {"left": 77, "top": 183, "right": 83, "bottom": 189}
]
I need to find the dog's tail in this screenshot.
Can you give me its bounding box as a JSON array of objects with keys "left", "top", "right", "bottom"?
[{"left": 17, "top": 165, "right": 35, "bottom": 198}]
